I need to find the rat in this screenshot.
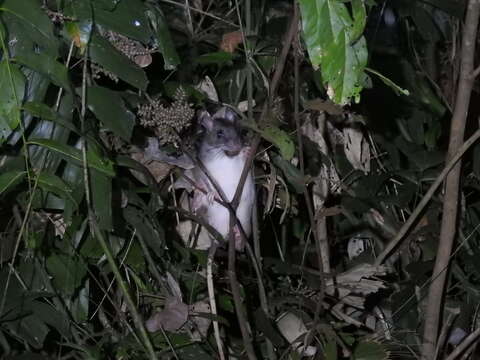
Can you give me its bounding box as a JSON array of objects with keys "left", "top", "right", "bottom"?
[{"left": 180, "top": 107, "right": 255, "bottom": 251}]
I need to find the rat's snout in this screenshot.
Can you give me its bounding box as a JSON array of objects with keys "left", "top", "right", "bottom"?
[
  {"left": 225, "top": 149, "right": 240, "bottom": 157},
  {"left": 224, "top": 139, "right": 242, "bottom": 157}
]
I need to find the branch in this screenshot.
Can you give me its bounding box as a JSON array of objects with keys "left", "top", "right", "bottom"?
[
  {"left": 375, "top": 128, "right": 480, "bottom": 265},
  {"left": 420, "top": 2, "right": 480, "bottom": 359}
]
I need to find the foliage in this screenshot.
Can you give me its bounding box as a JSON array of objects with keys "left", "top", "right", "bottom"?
[{"left": 0, "top": 0, "right": 477, "bottom": 359}]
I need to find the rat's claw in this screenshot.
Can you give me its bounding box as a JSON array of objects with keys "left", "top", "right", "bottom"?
[{"left": 206, "top": 191, "right": 216, "bottom": 204}]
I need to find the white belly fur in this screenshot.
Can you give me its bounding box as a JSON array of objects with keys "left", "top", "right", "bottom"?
[{"left": 203, "top": 152, "right": 254, "bottom": 239}]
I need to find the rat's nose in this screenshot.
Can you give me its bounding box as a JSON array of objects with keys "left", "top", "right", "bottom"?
[
  {"left": 225, "top": 149, "right": 240, "bottom": 157},
  {"left": 224, "top": 140, "right": 242, "bottom": 157}
]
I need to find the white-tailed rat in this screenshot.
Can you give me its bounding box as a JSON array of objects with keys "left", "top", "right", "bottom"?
[{"left": 178, "top": 107, "right": 255, "bottom": 250}]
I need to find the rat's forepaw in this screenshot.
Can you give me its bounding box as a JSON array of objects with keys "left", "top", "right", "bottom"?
[{"left": 206, "top": 191, "right": 217, "bottom": 205}]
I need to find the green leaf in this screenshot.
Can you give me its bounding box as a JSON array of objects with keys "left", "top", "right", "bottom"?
[
  {"left": 66, "top": 0, "right": 152, "bottom": 42},
  {"left": 94, "top": 0, "right": 152, "bottom": 43},
  {"left": 299, "top": 0, "right": 368, "bottom": 104},
  {"left": 32, "top": 301, "right": 70, "bottom": 335},
  {"left": 36, "top": 172, "right": 77, "bottom": 207},
  {"left": 23, "top": 101, "right": 80, "bottom": 134},
  {"left": 195, "top": 52, "right": 235, "bottom": 67},
  {"left": 2, "top": 0, "right": 58, "bottom": 57},
  {"left": 89, "top": 31, "right": 148, "bottom": 91},
  {"left": 87, "top": 86, "right": 135, "bottom": 141},
  {"left": 259, "top": 125, "right": 295, "bottom": 160},
  {"left": 7, "top": 313, "right": 49, "bottom": 349},
  {"left": 46, "top": 253, "right": 87, "bottom": 296},
  {"left": 350, "top": 0, "right": 366, "bottom": 42},
  {"left": 123, "top": 206, "right": 165, "bottom": 258},
  {"left": 272, "top": 155, "right": 305, "bottom": 194},
  {"left": 352, "top": 340, "right": 389, "bottom": 360},
  {"left": 27, "top": 138, "right": 115, "bottom": 177},
  {"left": 146, "top": 6, "right": 181, "bottom": 70},
  {"left": 14, "top": 53, "right": 71, "bottom": 92},
  {"left": 91, "top": 170, "right": 112, "bottom": 231},
  {"left": 94, "top": 0, "right": 121, "bottom": 11},
  {"left": 125, "top": 242, "right": 146, "bottom": 272},
  {"left": 0, "top": 61, "right": 25, "bottom": 140},
  {"left": 324, "top": 338, "right": 338, "bottom": 360},
  {"left": 365, "top": 67, "right": 410, "bottom": 96},
  {"left": 0, "top": 170, "right": 26, "bottom": 196}
]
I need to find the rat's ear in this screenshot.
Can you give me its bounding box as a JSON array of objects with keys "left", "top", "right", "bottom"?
[
  {"left": 214, "top": 107, "right": 237, "bottom": 123},
  {"left": 197, "top": 110, "right": 214, "bottom": 131}
]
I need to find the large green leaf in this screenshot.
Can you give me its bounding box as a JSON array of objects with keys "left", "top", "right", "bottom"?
[
  {"left": 91, "top": 170, "right": 113, "bottom": 231},
  {"left": 123, "top": 206, "right": 164, "bottom": 258},
  {"left": 87, "top": 86, "right": 135, "bottom": 141},
  {"left": 299, "top": 0, "right": 368, "bottom": 104},
  {"left": 46, "top": 253, "right": 87, "bottom": 296},
  {"left": 261, "top": 125, "right": 295, "bottom": 160},
  {"left": 36, "top": 172, "right": 77, "bottom": 207},
  {"left": 6, "top": 313, "right": 50, "bottom": 349},
  {"left": 195, "top": 52, "right": 235, "bottom": 67},
  {"left": 15, "top": 53, "right": 72, "bottom": 92},
  {"left": 6, "top": 69, "right": 51, "bottom": 147},
  {"left": 1, "top": 0, "right": 58, "bottom": 57},
  {"left": 0, "top": 61, "right": 25, "bottom": 141},
  {"left": 146, "top": 5, "right": 180, "bottom": 70},
  {"left": 23, "top": 101, "right": 80, "bottom": 135},
  {"left": 272, "top": 155, "right": 305, "bottom": 194},
  {"left": 352, "top": 340, "right": 389, "bottom": 360},
  {"left": 28, "top": 138, "right": 115, "bottom": 177},
  {"left": 89, "top": 31, "right": 148, "bottom": 91},
  {"left": 0, "top": 170, "right": 26, "bottom": 195},
  {"left": 66, "top": 0, "right": 152, "bottom": 42}
]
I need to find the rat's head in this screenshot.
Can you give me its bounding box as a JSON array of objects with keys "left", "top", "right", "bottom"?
[{"left": 197, "top": 107, "right": 243, "bottom": 157}]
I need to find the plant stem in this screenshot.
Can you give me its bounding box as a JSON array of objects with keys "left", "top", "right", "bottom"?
[{"left": 420, "top": 2, "right": 480, "bottom": 359}]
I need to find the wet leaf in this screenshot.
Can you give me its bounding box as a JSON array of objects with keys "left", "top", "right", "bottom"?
[
  {"left": 28, "top": 138, "right": 115, "bottom": 177},
  {"left": 89, "top": 31, "right": 148, "bottom": 91},
  {"left": 15, "top": 53, "right": 71, "bottom": 92},
  {"left": 0, "top": 61, "right": 25, "bottom": 140},
  {"left": 299, "top": 0, "right": 368, "bottom": 104},
  {"left": 260, "top": 125, "right": 295, "bottom": 160},
  {"left": 87, "top": 86, "right": 135, "bottom": 141},
  {"left": 23, "top": 101, "right": 79, "bottom": 134},
  {"left": 146, "top": 6, "right": 180, "bottom": 70},
  {"left": 0, "top": 170, "right": 26, "bottom": 196},
  {"left": 46, "top": 253, "right": 87, "bottom": 296}
]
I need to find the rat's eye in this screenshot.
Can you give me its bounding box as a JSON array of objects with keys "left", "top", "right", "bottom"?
[{"left": 216, "top": 130, "right": 224, "bottom": 139}]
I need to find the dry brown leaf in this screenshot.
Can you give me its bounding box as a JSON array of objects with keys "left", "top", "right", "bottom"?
[
  {"left": 304, "top": 98, "right": 344, "bottom": 115},
  {"left": 220, "top": 31, "right": 243, "bottom": 53},
  {"left": 145, "top": 297, "right": 188, "bottom": 333}
]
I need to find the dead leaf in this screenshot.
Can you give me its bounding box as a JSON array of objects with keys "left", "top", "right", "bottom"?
[
  {"left": 304, "top": 98, "right": 344, "bottom": 115},
  {"left": 220, "top": 31, "right": 243, "bottom": 53},
  {"left": 343, "top": 126, "right": 370, "bottom": 174},
  {"left": 195, "top": 76, "right": 218, "bottom": 102},
  {"left": 276, "top": 312, "right": 317, "bottom": 357},
  {"left": 189, "top": 301, "right": 212, "bottom": 341},
  {"left": 145, "top": 297, "right": 188, "bottom": 333}
]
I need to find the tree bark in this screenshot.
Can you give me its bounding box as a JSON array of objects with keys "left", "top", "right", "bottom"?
[{"left": 420, "top": 2, "right": 480, "bottom": 359}]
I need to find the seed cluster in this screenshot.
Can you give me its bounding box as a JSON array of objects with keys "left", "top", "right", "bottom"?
[
  {"left": 91, "top": 62, "right": 119, "bottom": 82},
  {"left": 92, "top": 30, "right": 153, "bottom": 80},
  {"left": 104, "top": 31, "right": 152, "bottom": 61},
  {"left": 137, "top": 87, "right": 195, "bottom": 145}
]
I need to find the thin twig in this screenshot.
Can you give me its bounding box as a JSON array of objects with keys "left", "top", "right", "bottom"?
[
  {"left": 375, "top": 128, "right": 480, "bottom": 265},
  {"left": 207, "top": 244, "right": 225, "bottom": 360},
  {"left": 444, "top": 328, "right": 480, "bottom": 360},
  {"left": 160, "top": 0, "right": 238, "bottom": 27}
]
